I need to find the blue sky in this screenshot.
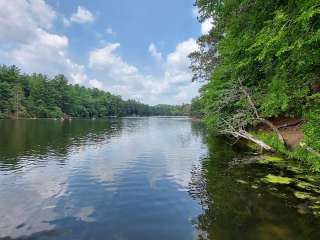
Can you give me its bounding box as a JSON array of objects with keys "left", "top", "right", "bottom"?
[{"left": 0, "top": 0, "right": 212, "bottom": 104}]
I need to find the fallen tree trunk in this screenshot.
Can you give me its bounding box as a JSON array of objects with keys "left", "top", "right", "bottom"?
[
  {"left": 224, "top": 129, "right": 275, "bottom": 152},
  {"left": 261, "top": 118, "right": 286, "bottom": 147},
  {"left": 238, "top": 78, "right": 287, "bottom": 148}
]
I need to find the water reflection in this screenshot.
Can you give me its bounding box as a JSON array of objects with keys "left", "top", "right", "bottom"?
[
  {"left": 0, "top": 119, "right": 122, "bottom": 169},
  {"left": 0, "top": 118, "right": 319, "bottom": 240},
  {"left": 0, "top": 118, "right": 204, "bottom": 239},
  {"left": 191, "top": 136, "right": 320, "bottom": 240}
]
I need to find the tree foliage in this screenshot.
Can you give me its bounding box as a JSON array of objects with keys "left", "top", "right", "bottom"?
[
  {"left": 304, "top": 93, "right": 320, "bottom": 151},
  {"left": 0, "top": 65, "right": 189, "bottom": 118},
  {"left": 190, "top": 0, "right": 320, "bottom": 150}
]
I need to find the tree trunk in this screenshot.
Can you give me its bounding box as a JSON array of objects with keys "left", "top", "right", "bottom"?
[
  {"left": 237, "top": 78, "right": 287, "bottom": 148},
  {"left": 260, "top": 118, "right": 286, "bottom": 147},
  {"left": 225, "top": 129, "right": 275, "bottom": 152},
  {"left": 239, "top": 130, "right": 275, "bottom": 152}
]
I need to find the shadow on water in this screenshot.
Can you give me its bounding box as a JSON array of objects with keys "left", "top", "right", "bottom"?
[
  {"left": 0, "top": 119, "right": 122, "bottom": 169},
  {"left": 189, "top": 126, "right": 320, "bottom": 240}
]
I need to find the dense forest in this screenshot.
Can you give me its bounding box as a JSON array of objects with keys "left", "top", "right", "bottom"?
[
  {"left": 0, "top": 65, "right": 190, "bottom": 118},
  {"left": 190, "top": 0, "right": 320, "bottom": 167}
]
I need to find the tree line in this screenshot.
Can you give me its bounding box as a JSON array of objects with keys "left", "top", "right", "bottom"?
[
  {"left": 190, "top": 0, "right": 320, "bottom": 164},
  {"left": 0, "top": 65, "right": 190, "bottom": 119}
]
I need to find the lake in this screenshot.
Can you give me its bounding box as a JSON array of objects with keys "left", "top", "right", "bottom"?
[{"left": 0, "top": 118, "right": 319, "bottom": 239}]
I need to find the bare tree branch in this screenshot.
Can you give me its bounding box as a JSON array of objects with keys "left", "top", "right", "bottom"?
[{"left": 238, "top": 78, "right": 287, "bottom": 147}]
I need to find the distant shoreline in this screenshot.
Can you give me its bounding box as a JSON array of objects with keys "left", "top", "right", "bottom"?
[{"left": 0, "top": 116, "right": 191, "bottom": 120}]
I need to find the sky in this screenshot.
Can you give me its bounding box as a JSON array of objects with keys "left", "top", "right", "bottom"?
[{"left": 0, "top": 0, "right": 212, "bottom": 105}]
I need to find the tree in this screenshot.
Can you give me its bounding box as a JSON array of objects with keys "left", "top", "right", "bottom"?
[
  {"left": 0, "top": 64, "right": 189, "bottom": 119},
  {"left": 190, "top": 0, "right": 320, "bottom": 151}
]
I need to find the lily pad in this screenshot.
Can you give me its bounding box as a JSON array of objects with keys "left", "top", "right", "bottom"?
[
  {"left": 263, "top": 174, "right": 292, "bottom": 184},
  {"left": 294, "top": 191, "right": 315, "bottom": 200},
  {"left": 296, "top": 181, "right": 320, "bottom": 194}
]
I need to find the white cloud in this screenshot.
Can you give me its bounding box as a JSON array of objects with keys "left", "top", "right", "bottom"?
[
  {"left": 0, "top": 0, "right": 201, "bottom": 104},
  {"left": 0, "top": 0, "right": 92, "bottom": 87},
  {"left": 9, "top": 29, "right": 90, "bottom": 86},
  {"left": 70, "top": 71, "right": 89, "bottom": 85},
  {"left": 70, "top": 6, "right": 94, "bottom": 24},
  {"left": 148, "top": 43, "right": 163, "bottom": 63},
  {"left": 89, "top": 43, "right": 139, "bottom": 80},
  {"left": 192, "top": 6, "right": 198, "bottom": 18},
  {"left": 29, "top": 0, "right": 56, "bottom": 29},
  {"left": 11, "top": 29, "right": 68, "bottom": 65},
  {"left": 193, "top": 7, "right": 214, "bottom": 35},
  {"left": 88, "top": 43, "right": 149, "bottom": 100},
  {"left": 62, "top": 16, "right": 71, "bottom": 27},
  {"left": 106, "top": 27, "right": 114, "bottom": 35},
  {"left": 88, "top": 79, "right": 105, "bottom": 89},
  {"left": 88, "top": 38, "right": 200, "bottom": 104},
  {"left": 0, "top": 0, "right": 56, "bottom": 43},
  {"left": 165, "top": 38, "right": 198, "bottom": 85},
  {"left": 201, "top": 18, "right": 213, "bottom": 34}
]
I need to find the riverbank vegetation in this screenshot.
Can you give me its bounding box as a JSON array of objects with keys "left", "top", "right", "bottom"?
[
  {"left": 190, "top": 0, "right": 320, "bottom": 168},
  {"left": 0, "top": 65, "right": 190, "bottom": 119}
]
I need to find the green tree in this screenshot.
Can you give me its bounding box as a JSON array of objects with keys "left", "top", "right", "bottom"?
[{"left": 190, "top": 0, "right": 320, "bottom": 149}]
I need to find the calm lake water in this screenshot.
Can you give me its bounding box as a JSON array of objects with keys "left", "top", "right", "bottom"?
[{"left": 0, "top": 118, "right": 319, "bottom": 239}]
